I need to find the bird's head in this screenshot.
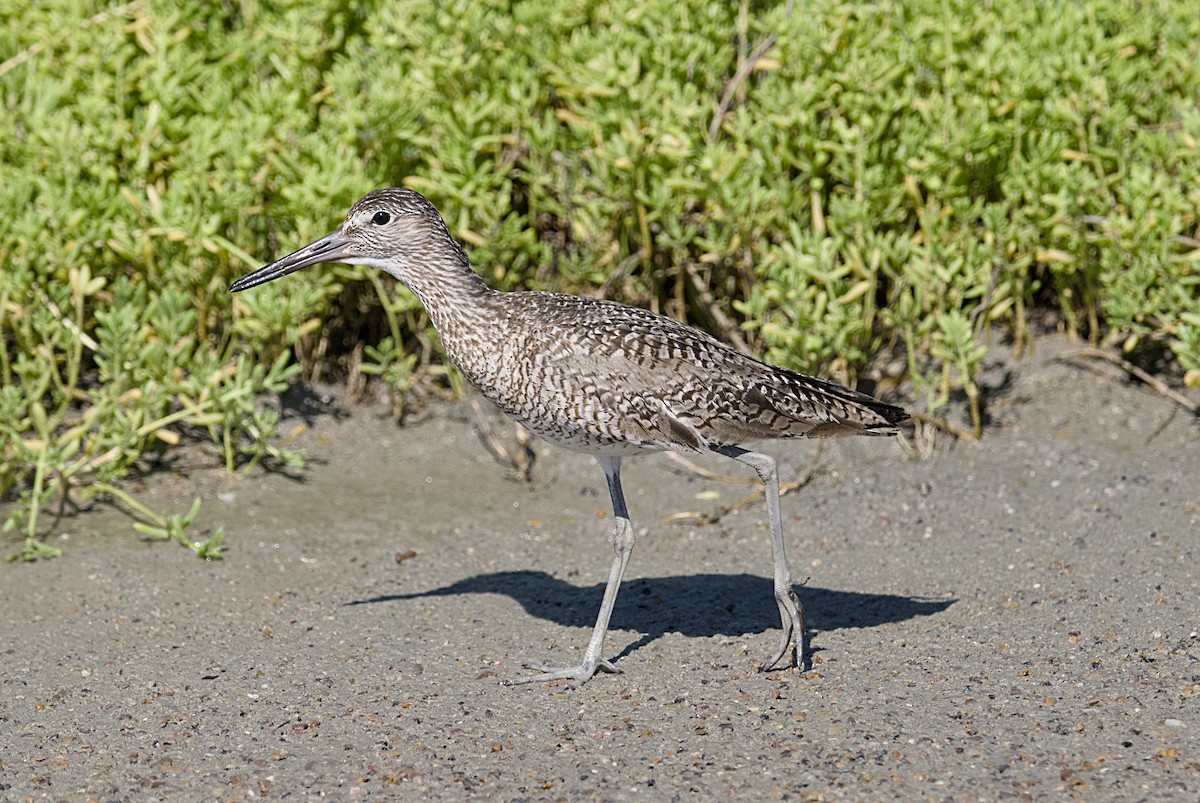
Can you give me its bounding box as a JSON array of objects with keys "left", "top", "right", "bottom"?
[{"left": 229, "top": 188, "right": 467, "bottom": 293}]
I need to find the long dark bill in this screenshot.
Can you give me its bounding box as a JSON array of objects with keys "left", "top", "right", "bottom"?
[{"left": 228, "top": 228, "right": 355, "bottom": 292}]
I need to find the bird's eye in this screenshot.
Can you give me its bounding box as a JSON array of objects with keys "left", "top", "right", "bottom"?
[{"left": 372, "top": 211, "right": 391, "bottom": 225}]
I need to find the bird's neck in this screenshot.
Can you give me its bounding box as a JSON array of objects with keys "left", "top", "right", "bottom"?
[{"left": 401, "top": 256, "right": 501, "bottom": 365}]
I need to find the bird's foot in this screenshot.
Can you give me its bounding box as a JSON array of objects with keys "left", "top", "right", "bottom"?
[
  {"left": 759, "top": 588, "right": 807, "bottom": 672},
  {"left": 761, "top": 627, "right": 796, "bottom": 672},
  {"left": 500, "top": 657, "right": 620, "bottom": 688}
]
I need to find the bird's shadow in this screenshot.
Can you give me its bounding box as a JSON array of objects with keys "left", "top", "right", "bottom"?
[{"left": 348, "top": 571, "right": 953, "bottom": 664}]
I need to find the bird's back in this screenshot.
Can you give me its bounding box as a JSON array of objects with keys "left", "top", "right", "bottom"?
[{"left": 445, "top": 290, "right": 906, "bottom": 456}]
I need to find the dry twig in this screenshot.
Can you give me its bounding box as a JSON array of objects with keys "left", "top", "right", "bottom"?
[
  {"left": 682, "top": 262, "right": 751, "bottom": 353},
  {"left": 708, "top": 33, "right": 778, "bottom": 142},
  {"left": 1058, "top": 347, "right": 1198, "bottom": 413},
  {"left": 663, "top": 446, "right": 827, "bottom": 527},
  {"left": 469, "top": 398, "right": 537, "bottom": 483},
  {"left": 663, "top": 451, "right": 756, "bottom": 484}
]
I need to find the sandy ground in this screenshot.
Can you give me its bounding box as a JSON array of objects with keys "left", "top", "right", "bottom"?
[{"left": 2, "top": 334, "right": 1197, "bottom": 801}]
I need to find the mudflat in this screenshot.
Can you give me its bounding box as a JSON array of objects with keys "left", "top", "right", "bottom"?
[{"left": 2, "top": 334, "right": 1196, "bottom": 800}]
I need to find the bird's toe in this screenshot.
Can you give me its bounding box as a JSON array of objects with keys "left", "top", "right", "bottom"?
[{"left": 500, "top": 658, "right": 620, "bottom": 688}]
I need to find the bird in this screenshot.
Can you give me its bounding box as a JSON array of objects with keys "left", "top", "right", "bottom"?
[{"left": 229, "top": 188, "right": 908, "bottom": 687}]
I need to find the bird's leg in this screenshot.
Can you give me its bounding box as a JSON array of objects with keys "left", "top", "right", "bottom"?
[
  {"left": 502, "top": 455, "right": 632, "bottom": 687},
  {"left": 715, "top": 446, "right": 806, "bottom": 671}
]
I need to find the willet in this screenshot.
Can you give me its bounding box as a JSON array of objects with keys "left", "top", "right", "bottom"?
[{"left": 230, "top": 188, "right": 908, "bottom": 687}]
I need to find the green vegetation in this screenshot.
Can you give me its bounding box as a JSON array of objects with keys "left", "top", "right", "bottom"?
[{"left": 2, "top": 0, "right": 1197, "bottom": 559}]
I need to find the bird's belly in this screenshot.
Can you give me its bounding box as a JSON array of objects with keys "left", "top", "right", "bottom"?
[
  {"left": 469, "top": 365, "right": 666, "bottom": 456},
  {"left": 491, "top": 392, "right": 664, "bottom": 455},
  {"left": 522, "top": 422, "right": 662, "bottom": 456}
]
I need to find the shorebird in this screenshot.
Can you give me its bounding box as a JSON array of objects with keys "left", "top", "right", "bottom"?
[{"left": 230, "top": 188, "right": 908, "bottom": 687}]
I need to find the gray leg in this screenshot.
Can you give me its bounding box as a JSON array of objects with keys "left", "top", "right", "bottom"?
[
  {"left": 715, "top": 445, "right": 806, "bottom": 671},
  {"left": 502, "top": 455, "right": 632, "bottom": 687}
]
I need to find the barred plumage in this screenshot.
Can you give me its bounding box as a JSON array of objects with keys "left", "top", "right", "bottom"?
[
  {"left": 230, "top": 188, "right": 908, "bottom": 687},
  {"left": 454, "top": 291, "right": 904, "bottom": 455}
]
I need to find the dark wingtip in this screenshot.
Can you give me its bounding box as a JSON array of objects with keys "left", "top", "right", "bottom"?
[
  {"left": 880, "top": 401, "right": 911, "bottom": 426},
  {"left": 867, "top": 400, "right": 911, "bottom": 432},
  {"left": 838, "top": 395, "right": 909, "bottom": 436}
]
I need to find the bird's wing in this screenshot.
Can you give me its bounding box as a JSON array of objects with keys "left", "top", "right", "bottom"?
[{"left": 521, "top": 293, "right": 904, "bottom": 448}]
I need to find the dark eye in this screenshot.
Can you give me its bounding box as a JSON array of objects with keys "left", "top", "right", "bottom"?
[{"left": 372, "top": 211, "right": 391, "bottom": 225}]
